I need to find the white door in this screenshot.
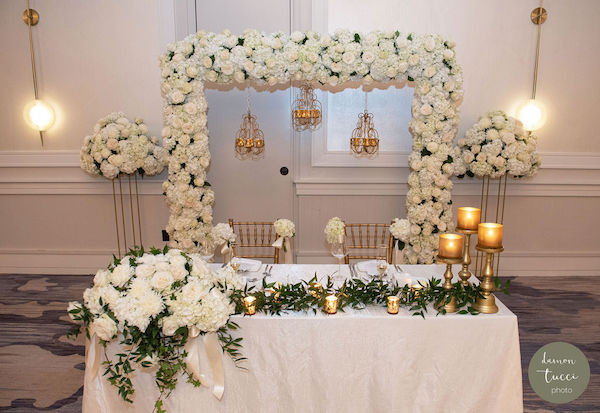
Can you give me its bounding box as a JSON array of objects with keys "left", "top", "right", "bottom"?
[{"left": 195, "top": 1, "right": 295, "bottom": 226}]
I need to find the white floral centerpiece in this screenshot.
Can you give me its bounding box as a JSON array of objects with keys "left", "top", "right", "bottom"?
[
  {"left": 80, "top": 112, "right": 168, "bottom": 179},
  {"left": 324, "top": 217, "right": 345, "bottom": 244},
  {"left": 212, "top": 223, "right": 236, "bottom": 247},
  {"left": 273, "top": 219, "right": 295, "bottom": 256},
  {"left": 159, "top": 29, "right": 463, "bottom": 263},
  {"left": 389, "top": 218, "right": 411, "bottom": 250},
  {"left": 67, "top": 247, "right": 244, "bottom": 411},
  {"left": 454, "top": 110, "right": 541, "bottom": 179}
]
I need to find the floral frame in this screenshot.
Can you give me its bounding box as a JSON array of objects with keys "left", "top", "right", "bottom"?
[{"left": 159, "top": 29, "right": 463, "bottom": 264}]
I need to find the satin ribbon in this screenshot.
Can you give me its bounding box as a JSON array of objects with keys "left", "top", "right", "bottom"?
[
  {"left": 272, "top": 236, "right": 293, "bottom": 264},
  {"left": 184, "top": 330, "right": 225, "bottom": 400},
  {"left": 392, "top": 243, "right": 404, "bottom": 265},
  {"left": 85, "top": 331, "right": 102, "bottom": 382},
  {"left": 220, "top": 242, "right": 232, "bottom": 263}
]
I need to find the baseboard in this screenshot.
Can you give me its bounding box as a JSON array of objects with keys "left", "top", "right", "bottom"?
[{"left": 1, "top": 248, "right": 598, "bottom": 276}]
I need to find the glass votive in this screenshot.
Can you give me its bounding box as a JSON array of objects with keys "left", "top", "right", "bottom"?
[
  {"left": 457, "top": 207, "right": 481, "bottom": 231},
  {"left": 438, "top": 233, "right": 463, "bottom": 259},
  {"left": 243, "top": 296, "right": 256, "bottom": 315},
  {"left": 324, "top": 294, "right": 338, "bottom": 314},
  {"left": 477, "top": 223, "right": 503, "bottom": 249},
  {"left": 387, "top": 296, "right": 400, "bottom": 314},
  {"left": 308, "top": 282, "right": 322, "bottom": 298}
]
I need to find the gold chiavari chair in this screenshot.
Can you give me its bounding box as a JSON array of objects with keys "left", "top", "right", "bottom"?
[
  {"left": 344, "top": 222, "right": 394, "bottom": 264},
  {"left": 228, "top": 219, "right": 280, "bottom": 263}
]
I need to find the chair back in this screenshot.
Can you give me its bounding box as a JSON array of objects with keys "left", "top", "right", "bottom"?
[
  {"left": 344, "top": 222, "right": 393, "bottom": 264},
  {"left": 228, "top": 219, "right": 279, "bottom": 263}
]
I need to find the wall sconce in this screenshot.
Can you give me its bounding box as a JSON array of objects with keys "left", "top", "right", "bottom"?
[
  {"left": 23, "top": 2, "right": 54, "bottom": 145},
  {"left": 518, "top": 1, "right": 548, "bottom": 131}
]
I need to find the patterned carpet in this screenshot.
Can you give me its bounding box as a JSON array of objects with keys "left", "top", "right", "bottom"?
[{"left": 0, "top": 274, "right": 598, "bottom": 412}]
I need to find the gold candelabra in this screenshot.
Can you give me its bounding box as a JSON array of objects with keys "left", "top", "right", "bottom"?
[
  {"left": 292, "top": 83, "right": 322, "bottom": 131},
  {"left": 474, "top": 245, "right": 503, "bottom": 314},
  {"left": 350, "top": 92, "right": 379, "bottom": 155},
  {"left": 437, "top": 255, "right": 463, "bottom": 313}
]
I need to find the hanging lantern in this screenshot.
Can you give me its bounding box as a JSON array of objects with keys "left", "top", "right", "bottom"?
[
  {"left": 292, "top": 83, "right": 322, "bottom": 131},
  {"left": 350, "top": 93, "right": 379, "bottom": 155},
  {"left": 235, "top": 89, "right": 265, "bottom": 158}
]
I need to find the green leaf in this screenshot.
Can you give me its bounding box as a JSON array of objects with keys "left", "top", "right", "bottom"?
[{"left": 354, "top": 33, "right": 361, "bottom": 42}]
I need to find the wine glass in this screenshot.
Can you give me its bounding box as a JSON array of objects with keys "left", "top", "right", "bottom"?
[
  {"left": 330, "top": 234, "right": 348, "bottom": 280},
  {"left": 198, "top": 239, "right": 215, "bottom": 263},
  {"left": 376, "top": 244, "right": 389, "bottom": 280}
]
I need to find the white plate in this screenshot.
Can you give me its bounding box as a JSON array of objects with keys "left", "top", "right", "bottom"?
[{"left": 355, "top": 260, "right": 387, "bottom": 276}]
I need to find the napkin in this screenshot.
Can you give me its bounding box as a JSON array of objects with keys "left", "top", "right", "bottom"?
[{"left": 233, "top": 258, "right": 262, "bottom": 272}]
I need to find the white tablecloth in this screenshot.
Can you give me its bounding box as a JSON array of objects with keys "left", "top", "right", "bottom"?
[{"left": 83, "top": 264, "right": 523, "bottom": 413}]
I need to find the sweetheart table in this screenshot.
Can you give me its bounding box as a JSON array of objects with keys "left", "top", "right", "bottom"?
[{"left": 82, "top": 264, "right": 523, "bottom": 413}]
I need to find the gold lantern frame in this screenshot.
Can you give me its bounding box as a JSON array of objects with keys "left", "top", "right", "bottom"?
[
  {"left": 292, "top": 83, "right": 322, "bottom": 131},
  {"left": 234, "top": 89, "right": 265, "bottom": 159},
  {"left": 350, "top": 92, "right": 380, "bottom": 156}
]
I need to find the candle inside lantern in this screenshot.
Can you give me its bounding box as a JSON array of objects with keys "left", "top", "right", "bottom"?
[
  {"left": 387, "top": 296, "right": 400, "bottom": 314},
  {"left": 308, "top": 282, "right": 322, "bottom": 298},
  {"left": 243, "top": 296, "right": 256, "bottom": 315},
  {"left": 324, "top": 294, "right": 338, "bottom": 314},
  {"left": 438, "top": 233, "right": 464, "bottom": 259},
  {"left": 457, "top": 207, "right": 481, "bottom": 231},
  {"left": 478, "top": 223, "right": 503, "bottom": 248}
]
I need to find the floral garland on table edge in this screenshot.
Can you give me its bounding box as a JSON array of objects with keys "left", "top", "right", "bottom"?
[
  {"left": 159, "top": 29, "right": 464, "bottom": 263},
  {"left": 80, "top": 112, "right": 168, "bottom": 179},
  {"left": 67, "top": 246, "right": 511, "bottom": 412},
  {"left": 454, "top": 110, "right": 541, "bottom": 178}
]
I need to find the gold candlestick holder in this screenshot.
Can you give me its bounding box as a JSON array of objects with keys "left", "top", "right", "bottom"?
[
  {"left": 456, "top": 228, "right": 477, "bottom": 286},
  {"left": 473, "top": 245, "right": 504, "bottom": 314},
  {"left": 436, "top": 255, "right": 463, "bottom": 313}
]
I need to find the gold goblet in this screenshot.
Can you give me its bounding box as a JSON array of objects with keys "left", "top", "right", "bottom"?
[{"left": 436, "top": 255, "right": 463, "bottom": 313}]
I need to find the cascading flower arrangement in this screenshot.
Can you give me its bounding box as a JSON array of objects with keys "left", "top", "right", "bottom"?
[
  {"left": 80, "top": 112, "right": 168, "bottom": 179},
  {"left": 159, "top": 29, "right": 464, "bottom": 263},
  {"left": 454, "top": 110, "right": 541, "bottom": 178},
  {"left": 67, "top": 247, "right": 244, "bottom": 411},
  {"left": 273, "top": 218, "right": 295, "bottom": 252}
]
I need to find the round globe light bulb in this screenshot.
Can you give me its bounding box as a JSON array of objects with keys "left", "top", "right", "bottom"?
[
  {"left": 517, "top": 99, "right": 545, "bottom": 131},
  {"left": 24, "top": 99, "right": 55, "bottom": 131}
]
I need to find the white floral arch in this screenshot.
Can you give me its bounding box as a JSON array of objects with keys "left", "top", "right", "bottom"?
[{"left": 160, "top": 29, "right": 463, "bottom": 264}]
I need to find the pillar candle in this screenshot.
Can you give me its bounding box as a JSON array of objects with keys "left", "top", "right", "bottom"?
[
  {"left": 477, "top": 223, "right": 503, "bottom": 248},
  {"left": 457, "top": 207, "right": 481, "bottom": 231},
  {"left": 438, "top": 233, "right": 464, "bottom": 258}
]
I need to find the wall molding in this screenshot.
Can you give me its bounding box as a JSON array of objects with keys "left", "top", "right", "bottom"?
[{"left": 1, "top": 150, "right": 598, "bottom": 196}]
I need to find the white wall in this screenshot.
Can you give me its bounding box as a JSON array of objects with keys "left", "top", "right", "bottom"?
[{"left": 0, "top": 0, "right": 598, "bottom": 275}]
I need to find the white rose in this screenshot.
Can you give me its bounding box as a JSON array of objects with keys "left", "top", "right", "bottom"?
[
  {"left": 93, "top": 269, "right": 110, "bottom": 287},
  {"left": 478, "top": 117, "right": 492, "bottom": 129},
  {"left": 161, "top": 316, "right": 179, "bottom": 336},
  {"left": 342, "top": 51, "right": 355, "bottom": 65},
  {"left": 290, "top": 31, "right": 304, "bottom": 42},
  {"left": 110, "top": 264, "right": 132, "bottom": 287},
  {"left": 424, "top": 66, "right": 437, "bottom": 78},
  {"left": 135, "top": 264, "right": 155, "bottom": 279},
  {"left": 420, "top": 104, "right": 433, "bottom": 116},
  {"left": 221, "top": 63, "right": 234, "bottom": 75},
  {"left": 202, "top": 56, "right": 213, "bottom": 68},
  {"left": 186, "top": 66, "right": 198, "bottom": 78},
  {"left": 151, "top": 271, "right": 174, "bottom": 291},
  {"left": 92, "top": 314, "right": 117, "bottom": 341},
  {"left": 424, "top": 37, "right": 436, "bottom": 51},
  {"left": 408, "top": 54, "right": 420, "bottom": 66}
]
